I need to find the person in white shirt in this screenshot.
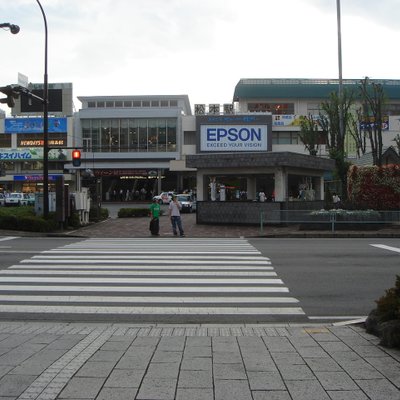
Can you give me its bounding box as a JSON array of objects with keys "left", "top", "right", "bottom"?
[{"left": 168, "top": 195, "right": 185, "bottom": 237}]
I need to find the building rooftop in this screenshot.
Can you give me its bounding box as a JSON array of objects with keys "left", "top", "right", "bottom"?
[{"left": 233, "top": 78, "right": 400, "bottom": 101}]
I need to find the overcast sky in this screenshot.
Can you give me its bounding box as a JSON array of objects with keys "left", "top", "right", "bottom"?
[{"left": 1, "top": 0, "right": 400, "bottom": 114}]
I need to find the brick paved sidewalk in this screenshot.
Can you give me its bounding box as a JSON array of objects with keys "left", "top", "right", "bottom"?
[
  {"left": 0, "top": 321, "right": 398, "bottom": 400},
  {"left": 71, "top": 212, "right": 400, "bottom": 238}
]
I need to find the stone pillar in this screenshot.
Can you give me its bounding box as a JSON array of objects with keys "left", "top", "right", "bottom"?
[
  {"left": 196, "top": 172, "right": 204, "bottom": 201},
  {"left": 274, "top": 168, "right": 287, "bottom": 202},
  {"left": 316, "top": 176, "right": 324, "bottom": 200},
  {"left": 247, "top": 177, "right": 256, "bottom": 200}
]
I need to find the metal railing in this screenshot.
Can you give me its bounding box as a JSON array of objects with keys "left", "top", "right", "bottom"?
[{"left": 259, "top": 210, "right": 400, "bottom": 234}]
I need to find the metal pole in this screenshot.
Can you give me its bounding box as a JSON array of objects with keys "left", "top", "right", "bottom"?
[
  {"left": 36, "top": 0, "right": 49, "bottom": 218},
  {"left": 337, "top": 0, "right": 344, "bottom": 145}
]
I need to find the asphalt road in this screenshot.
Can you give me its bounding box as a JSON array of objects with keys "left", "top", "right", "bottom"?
[
  {"left": 249, "top": 237, "right": 400, "bottom": 320},
  {"left": 0, "top": 236, "right": 398, "bottom": 323}
]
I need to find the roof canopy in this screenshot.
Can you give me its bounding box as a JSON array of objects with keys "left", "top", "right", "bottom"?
[{"left": 233, "top": 78, "right": 400, "bottom": 101}]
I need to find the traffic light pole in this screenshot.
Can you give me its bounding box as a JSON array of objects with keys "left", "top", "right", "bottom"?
[{"left": 36, "top": 0, "right": 49, "bottom": 218}]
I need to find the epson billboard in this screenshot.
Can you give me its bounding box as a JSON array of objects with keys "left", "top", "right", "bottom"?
[{"left": 196, "top": 114, "right": 272, "bottom": 153}]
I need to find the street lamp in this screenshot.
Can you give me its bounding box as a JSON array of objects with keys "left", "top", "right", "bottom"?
[
  {"left": 0, "top": 23, "right": 20, "bottom": 34},
  {"left": 35, "top": 0, "right": 49, "bottom": 218},
  {"left": 336, "top": 0, "right": 344, "bottom": 142}
]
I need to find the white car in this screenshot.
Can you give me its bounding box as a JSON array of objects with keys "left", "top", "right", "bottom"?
[
  {"left": 153, "top": 191, "right": 175, "bottom": 204},
  {"left": 4, "top": 192, "right": 31, "bottom": 206},
  {"left": 176, "top": 194, "right": 196, "bottom": 213}
]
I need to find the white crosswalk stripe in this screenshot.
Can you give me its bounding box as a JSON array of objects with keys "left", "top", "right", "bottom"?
[{"left": 0, "top": 238, "right": 305, "bottom": 320}]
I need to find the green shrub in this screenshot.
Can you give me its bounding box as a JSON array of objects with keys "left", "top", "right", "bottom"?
[
  {"left": 68, "top": 211, "right": 82, "bottom": 228},
  {"left": 0, "top": 213, "right": 58, "bottom": 232},
  {"left": 89, "top": 206, "right": 109, "bottom": 222},
  {"left": 118, "top": 208, "right": 150, "bottom": 218},
  {"left": 375, "top": 275, "right": 400, "bottom": 323}
]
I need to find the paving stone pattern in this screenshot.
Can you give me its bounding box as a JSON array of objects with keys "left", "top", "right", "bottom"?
[{"left": 0, "top": 322, "right": 398, "bottom": 399}]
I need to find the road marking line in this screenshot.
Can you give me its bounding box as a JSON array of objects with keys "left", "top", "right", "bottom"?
[
  {"left": 10, "top": 264, "right": 274, "bottom": 271},
  {"left": 0, "top": 305, "right": 305, "bottom": 315},
  {"left": 308, "top": 316, "right": 366, "bottom": 320},
  {"left": 0, "top": 285, "right": 289, "bottom": 293},
  {"left": 370, "top": 244, "right": 400, "bottom": 253},
  {"left": 0, "top": 276, "right": 284, "bottom": 284},
  {"left": 0, "top": 295, "right": 299, "bottom": 303},
  {"left": 0, "top": 270, "right": 278, "bottom": 277},
  {"left": 24, "top": 259, "right": 271, "bottom": 265},
  {"left": 0, "top": 236, "right": 19, "bottom": 242}
]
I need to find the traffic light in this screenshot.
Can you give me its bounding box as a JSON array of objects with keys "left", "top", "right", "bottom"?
[
  {"left": 72, "top": 149, "right": 81, "bottom": 167},
  {"left": 0, "top": 85, "right": 20, "bottom": 108}
]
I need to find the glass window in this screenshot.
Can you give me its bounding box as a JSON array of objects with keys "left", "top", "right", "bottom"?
[
  {"left": 184, "top": 131, "right": 196, "bottom": 145},
  {"left": 160, "top": 100, "right": 169, "bottom": 107},
  {"left": 97, "top": 101, "right": 105, "bottom": 108},
  {"left": 132, "top": 101, "right": 141, "bottom": 107},
  {"left": 170, "top": 100, "right": 178, "bottom": 107},
  {"left": 123, "top": 101, "right": 132, "bottom": 107},
  {"left": 115, "top": 101, "right": 123, "bottom": 107},
  {"left": 88, "top": 102, "right": 96, "bottom": 108},
  {"left": 100, "top": 119, "right": 112, "bottom": 152},
  {"left": 110, "top": 119, "right": 119, "bottom": 152},
  {"left": 151, "top": 100, "right": 159, "bottom": 107},
  {"left": 167, "top": 118, "right": 177, "bottom": 151},
  {"left": 91, "top": 119, "right": 100, "bottom": 151},
  {"left": 0, "top": 134, "right": 11, "bottom": 147},
  {"left": 106, "top": 101, "right": 114, "bottom": 108},
  {"left": 138, "top": 119, "right": 148, "bottom": 150},
  {"left": 129, "top": 119, "right": 138, "bottom": 151},
  {"left": 142, "top": 101, "right": 150, "bottom": 107},
  {"left": 158, "top": 120, "right": 167, "bottom": 151},
  {"left": 120, "top": 119, "right": 128, "bottom": 151},
  {"left": 148, "top": 119, "right": 157, "bottom": 151}
]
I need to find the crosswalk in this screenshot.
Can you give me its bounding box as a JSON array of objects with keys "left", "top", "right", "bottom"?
[{"left": 0, "top": 238, "right": 305, "bottom": 321}]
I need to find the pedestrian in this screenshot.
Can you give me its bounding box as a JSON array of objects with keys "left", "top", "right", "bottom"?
[
  {"left": 149, "top": 197, "right": 161, "bottom": 236},
  {"left": 168, "top": 195, "right": 185, "bottom": 237},
  {"left": 332, "top": 192, "right": 341, "bottom": 208},
  {"left": 259, "top": 191, "right": 266, "bottom": 202}
]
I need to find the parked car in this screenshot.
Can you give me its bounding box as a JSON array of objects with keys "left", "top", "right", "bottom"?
[
  {"left": 4, "top": 192, "right": 33, "bottom": 207},
  {"left": 176, "top": 194, "right": 196, "bottom": 213},
  {"left": 153, "top": 191, "right": 175, "bottom": 204},
  {"left": 22, "top": 193, "right": 35, "bottom": 206},
  {"left": 5, "top": 192, "right": 24, "bottom": 206}
]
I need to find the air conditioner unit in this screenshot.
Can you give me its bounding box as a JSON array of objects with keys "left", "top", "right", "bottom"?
[
  {"left": 194, "top": 104, "right": 206, "bottom": 115},
  {"left": 208, "top": 104, "right": 220, "bottom": 114}
]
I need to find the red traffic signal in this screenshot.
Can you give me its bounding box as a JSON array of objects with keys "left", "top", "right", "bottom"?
[{"left": 72, "top": 149, "right": 81, "bottom": 167}]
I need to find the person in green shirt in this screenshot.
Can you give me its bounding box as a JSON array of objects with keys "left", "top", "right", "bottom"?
[{"left": 149, "top": 198, "right": 161, "bottom": 236}]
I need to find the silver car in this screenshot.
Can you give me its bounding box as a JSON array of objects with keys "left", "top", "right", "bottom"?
[{"left": 176, "top": 194, "right": 196, "bottom": 213}]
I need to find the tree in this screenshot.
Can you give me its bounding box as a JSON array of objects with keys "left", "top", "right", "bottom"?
[
  {"left": 359, "top": 77, "right": 386, "bottom": 166},
  {"left": 298, "top": 115, "right": 321, "bottom": 156},
  {"left": 318, "top": 89, "right": 355, "bottom": 198}
]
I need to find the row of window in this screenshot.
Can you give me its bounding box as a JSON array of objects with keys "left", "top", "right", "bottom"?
[
  {"left": 87, "top": 99, "right": 179, "bottom": 109},
  {"left": 248, "top": 102, "right": 400, "bottom": 116},
  {"left": 81, "top": 118, "right": 178, "bottom": 153}
]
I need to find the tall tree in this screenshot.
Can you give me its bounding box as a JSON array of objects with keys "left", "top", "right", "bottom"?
[
  {"left": 359, "top": 77, "right": 386, "bottom": 166},
  {"left": 318, "top": 89, "right": 354, "bottom": 198},
  {"left": 298, "top": 115, "right": 321, "bottom": 156}
]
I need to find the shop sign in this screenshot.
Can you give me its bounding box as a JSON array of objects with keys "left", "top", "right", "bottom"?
[
  {"left": 200, "top": 125, "right": 267, "bottom": 152},
  {"left": 14, "top": 174, "right": 63, "bottom": 181},
  {"left": 5, "top": 117, "right": 67, "bottom": 134},
  {"left": 18, "top": 138, "right": 67, "bottom": 147},
  {"left": 94, "top": 169, "right": 150, "bottom": 177},
  {"left": 0, "top": 148, "right": 67, "bottom": 161}
]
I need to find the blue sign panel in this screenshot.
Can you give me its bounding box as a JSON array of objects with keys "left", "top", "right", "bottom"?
[{"left": 5, "top": 117, "right": 67, "bottom": 134}]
